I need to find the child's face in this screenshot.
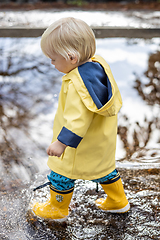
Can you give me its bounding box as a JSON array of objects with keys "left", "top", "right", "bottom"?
[{"left": 50, "top": 52, "right": 77, "bottom": 73}]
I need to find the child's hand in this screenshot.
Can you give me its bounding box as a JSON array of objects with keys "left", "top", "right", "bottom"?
[{"left": 47, "top": 140, "right": 67, "bottom": 157}]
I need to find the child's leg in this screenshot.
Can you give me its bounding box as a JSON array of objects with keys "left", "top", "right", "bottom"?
[
  {"left": 93, "top": 169, "right": 130, "bottom": 213},
  {"left": 32, "top": 171, "right": 75, "bottom": 219}
]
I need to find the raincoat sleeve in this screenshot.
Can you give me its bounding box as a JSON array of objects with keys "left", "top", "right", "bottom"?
[{"left": 57, "top": 81, "right": 94, "bottom": 148}]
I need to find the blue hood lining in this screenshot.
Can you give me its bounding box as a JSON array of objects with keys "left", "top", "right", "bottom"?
[{"left": 78, "top": 62, "right": 112, "bottom": 109}]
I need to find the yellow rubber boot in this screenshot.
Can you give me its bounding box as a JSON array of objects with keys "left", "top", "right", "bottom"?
[
  {"left": 95, "top": 178, "right": 130, "bottom": 213},
  {"left": 32, "top": 186, "right": 73, "bottom": 220}
]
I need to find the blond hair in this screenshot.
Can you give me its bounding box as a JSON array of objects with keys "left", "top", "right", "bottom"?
[{"left": 41, "top": 17, "right": 96, "bottom": 63}]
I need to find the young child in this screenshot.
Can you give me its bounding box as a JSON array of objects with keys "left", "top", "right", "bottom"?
[{"left": 32, "top": 17, "right": 130, "bottom": 220}]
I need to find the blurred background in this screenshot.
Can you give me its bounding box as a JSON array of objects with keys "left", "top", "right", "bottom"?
[{"left": 0, "top": 1, "right": 160, "bottom": 239}]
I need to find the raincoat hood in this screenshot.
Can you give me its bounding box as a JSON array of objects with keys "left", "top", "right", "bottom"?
[{"left": 62, "top": 55, "right": 122, "bottom": 117}]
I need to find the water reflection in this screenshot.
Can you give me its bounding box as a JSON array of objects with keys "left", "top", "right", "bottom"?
[
  {"left": 0, "top": 38, "right": 61, "bottom": 190},
  {"left": 134, "top": 50, "right": 160, "bottom": 106},
  {"left": 118, "top": 49, "right": 160, "bottom": 162}
]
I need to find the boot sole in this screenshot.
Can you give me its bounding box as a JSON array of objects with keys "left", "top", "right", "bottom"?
[
  {"left": 28, "top": 208, "right": 68, "bottom": 222},
  {"left": 98, "top": 203, "right": 130, "bottom": 213}
]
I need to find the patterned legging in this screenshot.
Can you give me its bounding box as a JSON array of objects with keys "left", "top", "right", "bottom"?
[{"left": 47, "top": 169, "right": 120, "bottom": 191}]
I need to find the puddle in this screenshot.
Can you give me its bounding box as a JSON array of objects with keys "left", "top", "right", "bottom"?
[
  {"left": 0, "top": 169, "right": 159, "bottom": 240},
  {"left": 0, "top": 37, "right": 160, "bottom": 239}
]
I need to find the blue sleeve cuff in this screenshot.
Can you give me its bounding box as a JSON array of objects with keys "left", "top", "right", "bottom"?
[{"left": 57, "top": 127, "right": 83, "bottom": 148}]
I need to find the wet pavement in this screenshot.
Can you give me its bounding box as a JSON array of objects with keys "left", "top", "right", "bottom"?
[
  {"left": 0, "top": 168, "right": 159, "bottom": 240},
  {"left": 0, "top": 12, "right": 160, "bottom": 240}
]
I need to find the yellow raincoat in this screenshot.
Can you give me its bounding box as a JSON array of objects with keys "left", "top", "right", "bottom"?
[{"left": 47, "top": 55, "right": 122, "bottom": 180}]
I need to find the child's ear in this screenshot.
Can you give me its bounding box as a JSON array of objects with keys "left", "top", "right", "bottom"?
[{"left": 68, "top": 53, "right": 78, "bottom": 64}]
